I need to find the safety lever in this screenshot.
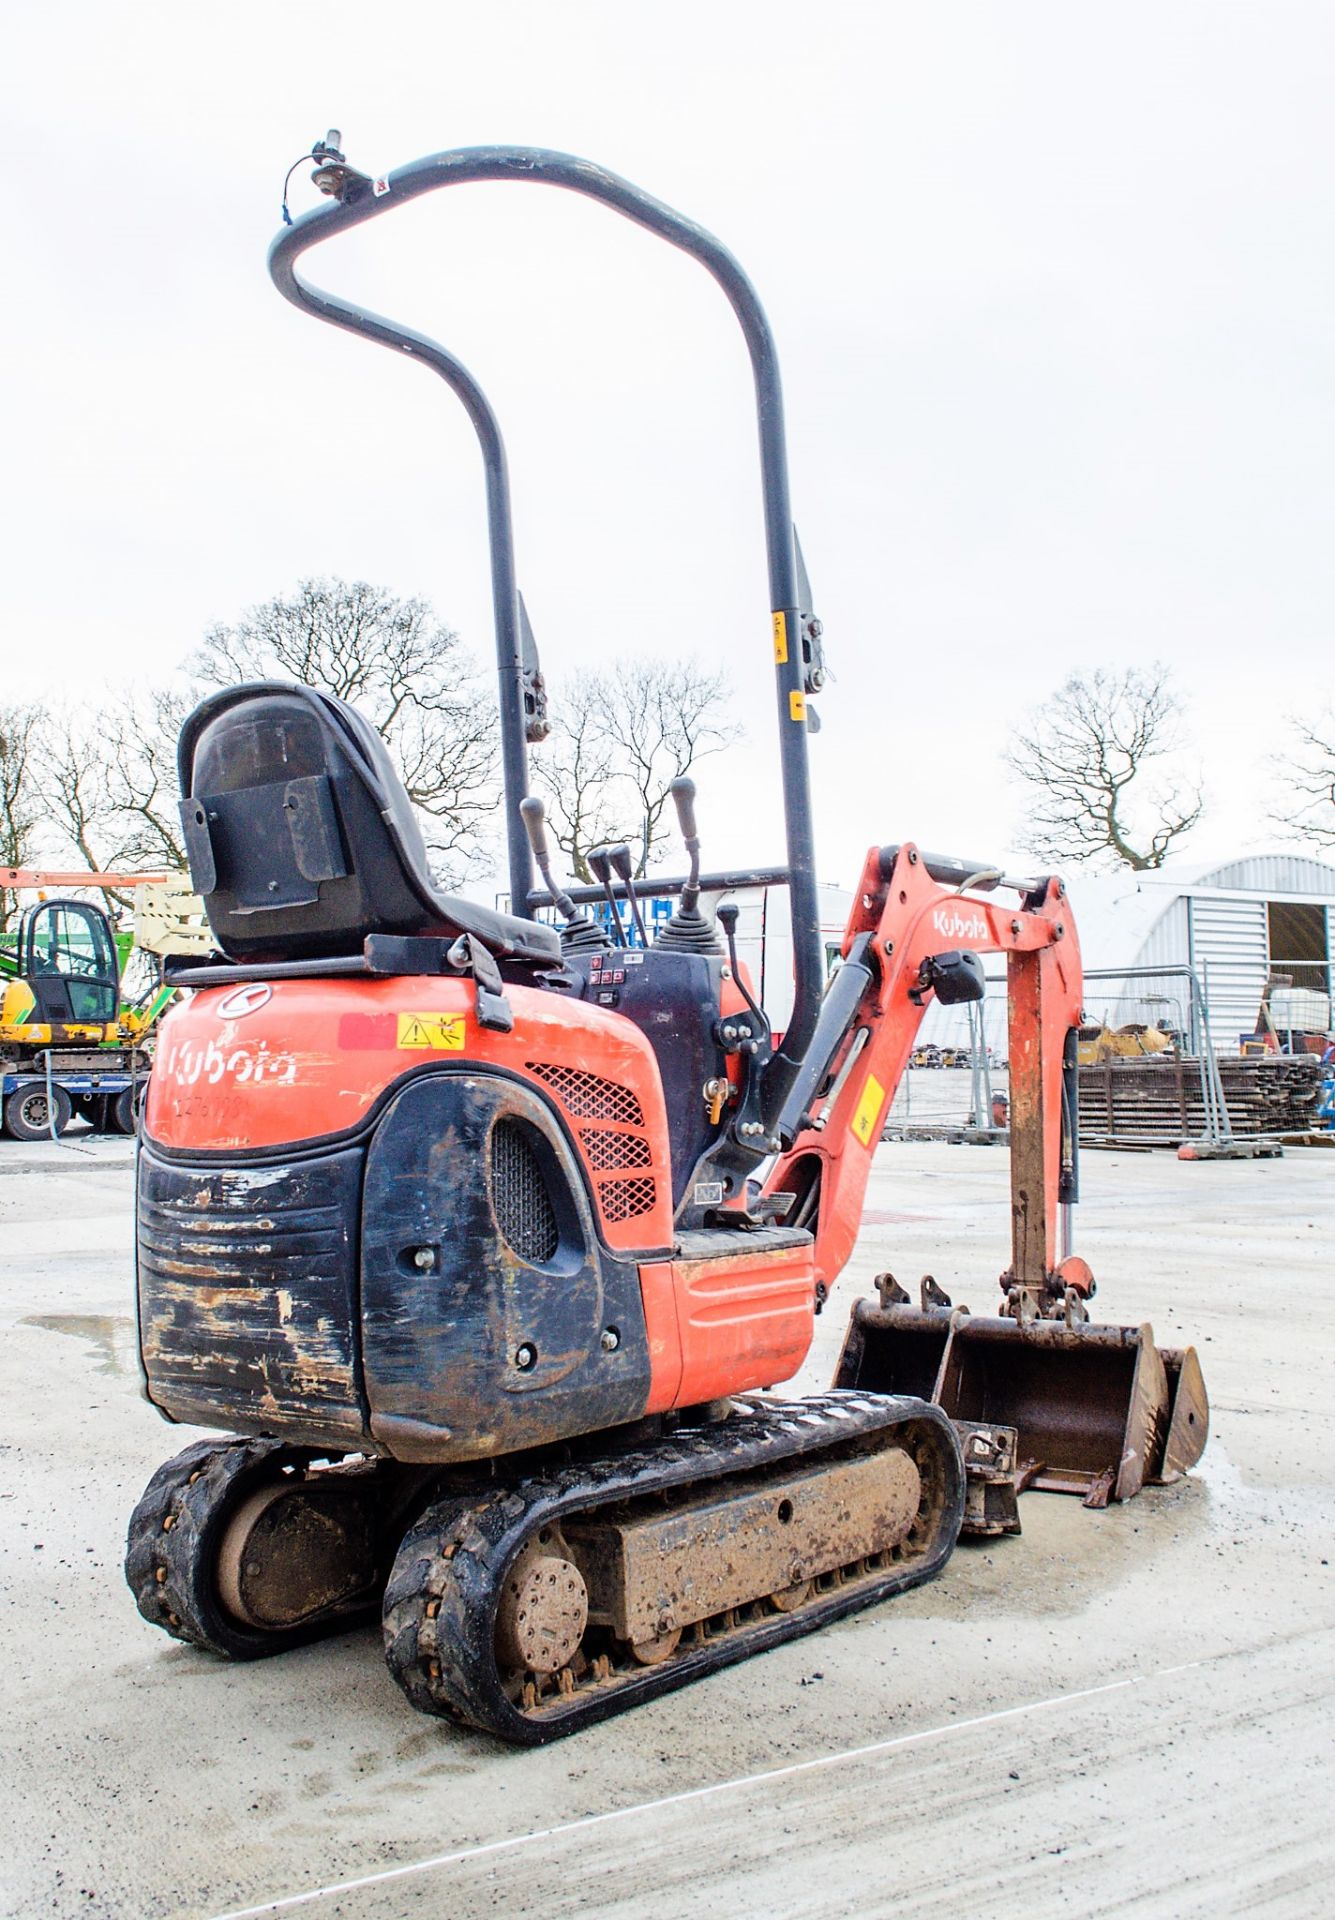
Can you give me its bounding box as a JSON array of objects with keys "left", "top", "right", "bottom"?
[
  {"left": 716, "top": 903, "right": 766, "bottom": 1033},
  {"left": 712, "top": 901, "right": 777, "bottom": 1154}
]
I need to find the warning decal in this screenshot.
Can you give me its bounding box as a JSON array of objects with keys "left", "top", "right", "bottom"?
[
  {"left": 396, "top": 1012, "right": 467, "bottom": 1051},
  {"left": 773, "top": 611, "right": 788, "bottom": 664},
  {"left": 850, "top": 1073, "right": 886, "bottom": 1148}
]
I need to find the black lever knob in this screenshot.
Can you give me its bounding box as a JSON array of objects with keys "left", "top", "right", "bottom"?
[
  {"left": 519, "top": 795, "right": 550, "bottom": 862},
  {"left": 670, "top": 776, "right": 699, "bottom": 845}
]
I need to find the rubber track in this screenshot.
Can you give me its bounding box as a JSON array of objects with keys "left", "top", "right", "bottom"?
[
  {"left": 383, "top": 1391, "right": 965, "bottom": 1744},
  {"left": 125, "top": 1436, "right": 382, "bottom": 1659}
]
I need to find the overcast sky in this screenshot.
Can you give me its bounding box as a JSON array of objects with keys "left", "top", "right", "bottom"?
[{"left": 3, "top": 2, "right": 1332, "bottom": 899}]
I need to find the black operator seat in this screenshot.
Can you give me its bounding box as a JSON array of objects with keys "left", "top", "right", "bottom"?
[{"left": 176, "top": 682, "right": 561, "bottom": 968}]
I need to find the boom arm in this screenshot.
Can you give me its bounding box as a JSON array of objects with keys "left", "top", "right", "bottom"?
[{"left": 765, "top": 843, "right": 1085, "bottom": 1309}]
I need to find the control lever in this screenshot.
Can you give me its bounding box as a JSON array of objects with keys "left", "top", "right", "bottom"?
[
  {"left": 587, "top": 845, "right": 628, "bottom": 947},
  {"left": 520, "top": 796, "right": 576, "bottom": 918},
  {"left": 671, "top": 776, "right": 702, "bottom": 912},
  {"left": 520, "top": 797, "right": 608, "bottom": 952},
  {"left": 608, "top": 844, "right": 649, "bottom": 947},
  {"left": 654, "top": 777, "right": 719, "bottom": 952}
]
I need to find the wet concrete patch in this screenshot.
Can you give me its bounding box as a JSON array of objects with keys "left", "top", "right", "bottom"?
[{"left": 21, "top": 1312, "right": 134, "bottom": 1376}]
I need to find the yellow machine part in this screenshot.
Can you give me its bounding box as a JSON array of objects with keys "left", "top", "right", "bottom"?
[
  {"left": 1077, "top": 1023, "right": 1173, "bottom": 1066},
  {"left": 0, "top": 978, "right": 36, "bottom": 1030},
  {"left": 0, "top": 981, "right": 117, "bottom": 1047},
  {"left": 132, "top": 878, "right": 211, "bottom": 959}
]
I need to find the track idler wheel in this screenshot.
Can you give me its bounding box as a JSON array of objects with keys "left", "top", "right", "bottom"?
[
  {"left": 126, "top": 1437, "right": 383, "bottom": 1659},
  {"left": 493, "top": 1537, "right": 588, "bottom": 1676}
]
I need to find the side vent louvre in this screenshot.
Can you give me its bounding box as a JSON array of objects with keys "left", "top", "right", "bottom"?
[
  {"left": 490, "top": 1120, "right": 560, "bottom": 1265},
  {"left": 579, "top": 1128, "right": 653, "bottom": 1172},
  {"left": 597, "top": 1177, "right": 658, "bottom": 1223},
  {"left": 525, "top": 1063, "right": 645, "bottom": 1127},
  {"left": 525, "top": 1063, "right": 658, "bottom": 1232}
]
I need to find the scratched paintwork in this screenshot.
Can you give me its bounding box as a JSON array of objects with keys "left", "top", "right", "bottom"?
[
  {"left": 137, "top": 1144, "right": 370, "bottom": 1443},
  {"left": 137, "top": 1070, "right": 656, "bottom": 1464}
]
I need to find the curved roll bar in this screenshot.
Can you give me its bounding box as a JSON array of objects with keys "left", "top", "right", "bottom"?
[{"left": 268, "top": 144, "right": 822, "bottom": 1091}]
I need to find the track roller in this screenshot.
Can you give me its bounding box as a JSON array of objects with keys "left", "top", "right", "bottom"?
[
  {"left": 125, "top": 1437, "right": 388, "bottom": 1659},
  {"left": 382, "top": 1391, "right": 964, "bottom": 1743}
]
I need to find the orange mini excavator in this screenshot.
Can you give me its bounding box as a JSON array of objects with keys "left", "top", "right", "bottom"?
[{"left": 126, "top": 141, "right": 1207, "bottom": 1742}]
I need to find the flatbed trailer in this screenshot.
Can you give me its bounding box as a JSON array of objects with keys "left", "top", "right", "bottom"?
[{"left": 1, "top": 1046, "right": 149, "bottom": 1140}]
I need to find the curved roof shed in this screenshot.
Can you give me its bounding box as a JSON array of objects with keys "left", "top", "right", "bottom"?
[{"left": 1070, "top": 852, "right": 1335, "bottom": 1048}]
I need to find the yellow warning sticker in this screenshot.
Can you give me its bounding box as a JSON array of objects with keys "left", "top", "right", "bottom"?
[
  {"left": 773, "top": 611, "right": 788, "bottom": 664},
  {"left": 851, "top": 1073, "right": 886, "bottom": 1148},
  {"left": 789, "top": 690, "right": 806, "bottom": 723},
  {"left": 396, "top": 1012, "right": 467, "bottom": 1051}
]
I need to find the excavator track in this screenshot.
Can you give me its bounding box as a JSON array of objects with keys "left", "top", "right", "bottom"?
[
  {"left": 125, "top": 1436, "right": 391, "bottom": 1659},
  {"left": 383, "top": 1391, "right": 964, "bottom": 1744}
]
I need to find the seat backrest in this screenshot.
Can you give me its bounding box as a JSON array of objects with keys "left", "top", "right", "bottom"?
[{"left": 177, "top": 682, "right": 559, "bottom": 967}]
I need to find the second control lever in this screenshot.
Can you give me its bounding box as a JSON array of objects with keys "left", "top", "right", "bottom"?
[
  {"left": 587, "top": 845, "right": 629, "bottom": 948},
  {"left": 609, "top": 844, "right": 650, "bottom": 947}
]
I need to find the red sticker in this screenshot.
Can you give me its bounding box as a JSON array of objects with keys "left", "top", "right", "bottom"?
[{"left": 338, "top": 1012, "right": 397, "bottom": 1049}]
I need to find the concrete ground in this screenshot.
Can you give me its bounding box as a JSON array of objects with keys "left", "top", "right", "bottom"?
[{"left": 2, "top": 1127, "right": 1332, "bottom": 1919}]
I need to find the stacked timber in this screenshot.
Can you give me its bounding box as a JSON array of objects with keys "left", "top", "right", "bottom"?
[{"left": 1077, "top": 1055, "right": 1324, "bottom": 1147}]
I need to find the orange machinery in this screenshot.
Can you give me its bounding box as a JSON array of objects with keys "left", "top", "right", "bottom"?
[{"left": 125, "top": 140, "right": 1205, "bottom": 1742}]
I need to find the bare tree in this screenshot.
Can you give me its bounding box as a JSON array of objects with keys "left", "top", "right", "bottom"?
[
  {"left": 535, "top": 658, "right": 734, "bottom": 880},
  {"left": 192, "top": 578, "right": 500, "bottom": 879},
  {"left": 30, "top": 580, "right": 500, "bottom": 897},
  {"left": 36, "top": 688, "right": 191, "bottom": 895},
  {"left": 0, "top": 705, "right": 43, "bottom": 931},
  {"left": 1270, "top": 709, "right": 1335, "bottom": 848},
  {"left": 1006, "top": 665, "right": 1204, "bottom": 870}
]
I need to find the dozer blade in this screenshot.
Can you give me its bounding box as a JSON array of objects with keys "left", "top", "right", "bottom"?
[{"left": 836, "top": 1296, "right": 1209, "bottom": 1510}]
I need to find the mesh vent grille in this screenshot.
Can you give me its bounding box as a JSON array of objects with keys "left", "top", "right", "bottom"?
[
  {"left": 579, "top": 1128, "right": 653, "bottom": 1172},
  {"left": 490, "top": 1121, "right": 559, "bottom": 1265},
  {"left": 597, "top": 1177, "right": 658, "bottom": 1222},
  {"left": 526, "top": 1063, "right": 645, "bottom": 1126}
]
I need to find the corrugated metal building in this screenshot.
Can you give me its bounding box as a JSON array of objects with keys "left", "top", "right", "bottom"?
[{"left": 1071, "top": 853, "right": 1335, "bottom": 1052}]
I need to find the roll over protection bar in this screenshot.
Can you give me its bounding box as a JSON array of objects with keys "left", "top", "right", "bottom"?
[{"left": 268, "top": 144, "right": 823, "bottom": 1108}]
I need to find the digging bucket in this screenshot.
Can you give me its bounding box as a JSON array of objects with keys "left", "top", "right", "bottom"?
[{"left": 836, "top": 1297, "right": 1207, "bottom": 1506}]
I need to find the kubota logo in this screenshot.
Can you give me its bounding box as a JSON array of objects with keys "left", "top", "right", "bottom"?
[
  {"left": 159, "top": 1034, "right": 298, "bottom": 1089},
  {"left": 217, "top": 983, "right": 273, "bottom": 1020},
  {"left": 930, "top": 908, "right": 988, "bottom": 944}
]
